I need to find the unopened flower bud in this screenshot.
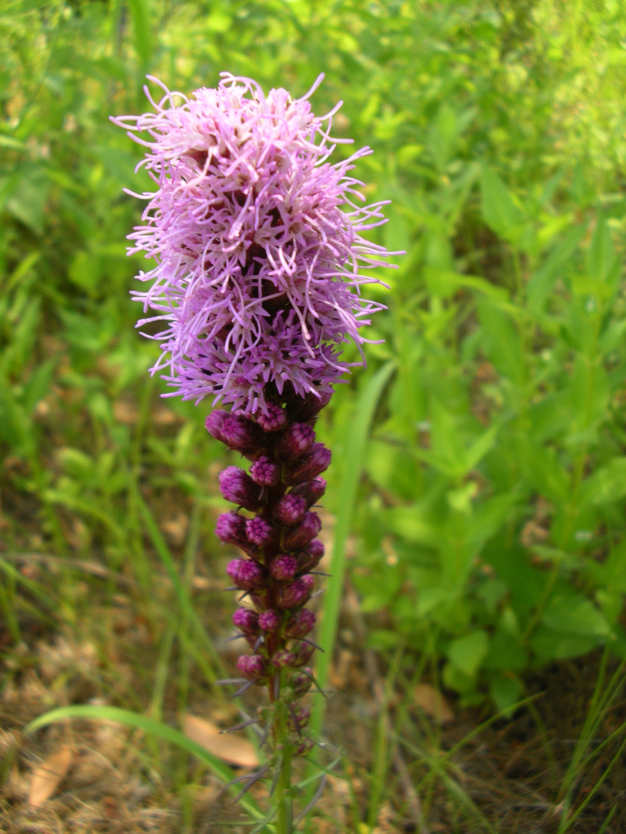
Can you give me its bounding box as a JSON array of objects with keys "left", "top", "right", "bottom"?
[
  {"left": 293, "top": 390, "right": 333, "bottom": 422},
  {"left": 287, "top": 705, "right": 311, "bottom": 731},
  {"left": 285, "top": 608, "right": 316, "bottom": 639},
  {"left": 290, "top": 477, "right": 326, "bottom": 507},
  {"left": 258, "top": 609, "right": 281, "bottom": 632},
  {"left": 221, "top": 414, "right": 262, "bottom": 454},
  {"left": 256, "top": 403, "right": 288, "bottom": 432},
  {"left": 237, "top": 654, "right": 269, "bottom": 681},
  {"left": 294, "top": 737, "right": 315, "bottom": 756},
  {"left": 219, "top": 467, "right": 262, "bottom": 511},
  {"left": 232, "top": 608, "right": 260, "bottom": 635},
  {"left": 274, "top": 494, "right": 307, "bottom": 527},
  {"left": 290, "top": 668, "right": 313, "bottom": 697},
  {"left": 276, "top": 575, "right": 315, "bottom": 609},
  {"left": 205, "top": 410, "right": 229, "bottom": 442},
  {"left": 276, "top": 423, "right": 315, "bottom": 461},
  {"left": 282, "top": 512, "right": 321, "bottom": 549},
  {"left": 293, "top": 640, "right": 316, "bottom": 667},
  {"left": 298, "top": 538, "right": 325, "bottom": 571},
  {"left": 284, "top": 444, "right": 331, "bottom": 485},
  {"left": 226, "top": 559, "right": 267, "bottom": 591},
  {"left": 245, "top": 516, "right": 274, "bottom": 546},
  {"left": 270, "top": 555, "right": 298, "bottom": 583},
  {"left": 271, "top": 649, "right": 296, "bottom": 669},
  {"left": 215, "top": 511, "right": 248, "bottom": 545},
  {"left": 249, "top": 456, "right": 280, "bottom": 487}
]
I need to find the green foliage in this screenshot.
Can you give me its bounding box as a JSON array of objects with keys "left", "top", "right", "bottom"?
[{"left": 2, "top": 0, "right": 626, "bottom": 722}]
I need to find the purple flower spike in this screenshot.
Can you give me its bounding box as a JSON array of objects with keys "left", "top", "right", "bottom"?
[
  {"left": 215, "top": 511, "right": 248, "bottom": 545},
  {"left": 284, "top": 444, "right": 331, "bottom": 485},
  {"left": 286, "top": 608, "right": 316, "bottom": 639},
  {"left": 276, "top": 575, "right": 315, "bottom": 609},
  {"left": 237, "top": 654, "right": 269, "bottom": 681},
  {"left": 271, "top": 650, "right": 297, "bottom": 670},
  {"left": 270, "top": 555, "right": 299, "bottom": 583},
  {"left": 205, "top": 410, "right": 229, "bottom": 442},
  {"left": 276, "top": 424, "right": 315, "bottom": 461},
  {"left": 112, "top": 75, "right": 394, "bottom": 414},
  {"left": 226, "top": 559, "right": 267, "bottom": 591},
  {"left": 232, "top": 608, "right": 260, "bottom": 635},
  {"left": 299, "top": 538, "right": 325, "bottom": 571},
  {"left": 256, "top": 404, "right": 288, "bottom": 432},
  {"left": 259, "top": 609, "right": 282, "bottom": 632},
  {"left": 249, "top": 456, "right": 281, "bottom": 487},
  {"left": 219, "top": 466, "right": 262, "bottom": 511},
  {"left": 282, "top": 512, "right": 322, "bottom": 550},
  {"left": 245, "top": 516, "right": 274, "bottom": 546},
  {"left": 290, "top": 478, "right": 327, "bottom": 507},
  {"left": 275, "top": 494, "right": 307, "bottom": 527}
]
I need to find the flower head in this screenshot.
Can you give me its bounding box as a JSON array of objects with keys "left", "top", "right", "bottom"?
[{"left": 112, "top": 73, "right": 394, "bottom": 414}]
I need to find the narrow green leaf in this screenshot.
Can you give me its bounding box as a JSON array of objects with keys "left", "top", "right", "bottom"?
[
  {"left": 127, "top": 0, "right": 152, "bottom": 69},
  {"left": 25, "top": 706, "right": 265, "bottom": 821},
  {"left": 136, "top": 492, "right": 224, "bottom": 681},
  {"left": 308, "top": 362, "right": 395, "bottom": 743}
]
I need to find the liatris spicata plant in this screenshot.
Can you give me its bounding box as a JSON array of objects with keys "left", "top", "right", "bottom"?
[{"left": 112, "top": 72, "right": 395, "bottom": 830}]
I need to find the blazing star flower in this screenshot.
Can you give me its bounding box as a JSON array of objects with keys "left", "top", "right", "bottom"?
[
  {"left": 114, "top": 74, "right": 398, "bottom": 822},
  {"left": 111, "top": 73, "right": 393, "bottom": 414}
]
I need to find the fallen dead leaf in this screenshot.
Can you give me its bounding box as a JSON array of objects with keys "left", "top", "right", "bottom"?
[
  {"left": 182, "top": 714, "right": 259, "bottom": 768},
  {"left": 28, "top": 745, "right": 74, "bottom": 807},
  {"left": 414, "top": 683, "right": 455, "bottom": 724}
]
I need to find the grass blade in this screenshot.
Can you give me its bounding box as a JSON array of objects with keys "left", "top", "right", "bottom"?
[
  {"left": 25, "top": 705, "right": 267, "bottom": 822},
  {"left": 307, "top": 361, "right": 395, "bottom": 769}
]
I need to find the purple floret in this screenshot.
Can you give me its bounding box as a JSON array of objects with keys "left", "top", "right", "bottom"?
[
  {"left": 245, "top": 516, "right": 274, "bottom": 546},
  {"left": 256, "top": 403, "right": 288, "bottom": 432},
  {"left": 249, "top": 456, "right": 281, "bottom": 487},
  {"left": 274, "top": 494, "right": 307, "bottom": 527},
  {"left": 270, "top": 555, "right": 299, "bottom": 583}
]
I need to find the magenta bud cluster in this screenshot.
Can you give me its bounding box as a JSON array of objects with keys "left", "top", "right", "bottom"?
[{"left": 211, "top": 398, "right": 331, "bottom": 752}]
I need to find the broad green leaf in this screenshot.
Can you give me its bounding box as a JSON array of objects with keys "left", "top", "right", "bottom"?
[
  {"left": 586, "top": 217, "right": 619, "bottom": 287},
  {"left": 477, "top": 298, "right": 524, "bottom": 386},
  {"left": 382, "top": 505, "right": 438, "bottom": 546},
  {"left": 531, "top": 628, "right": 600, "bottom": 663},
  {"left": 425, "top": 267, "right": 508, "bottom": 301},
  {"left": 527, "top": 224, "right": 585, "bottom": 312},
  {"left": 5, "top": 168, "right": 49, "bottom": 235},
  {"left": 489, "top": 675, "right": 523, "bottom": 716},
  {"left": 541, "top": 594, "right": 610, "bottom": 637},
  {"left": 484, "top": 630, "right": 527, "bottom": 671},
  {"left": 480, "top": 165, "right": 525, "bottom": 242},
  {"left": 580, "top": 458, "right": 626, "bottom": 506},
  {"left": 447, "top": 630, "right": 489, "bottom": 677}
]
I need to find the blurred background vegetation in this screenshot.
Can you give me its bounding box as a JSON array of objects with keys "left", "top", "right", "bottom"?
[{"left": 3, "top": 0, "right": 626, "bottom": 831}]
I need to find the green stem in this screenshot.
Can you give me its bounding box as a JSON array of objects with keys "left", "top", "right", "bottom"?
[{"left": 275, "top": 692, "right": 293, "bottom": 834}]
